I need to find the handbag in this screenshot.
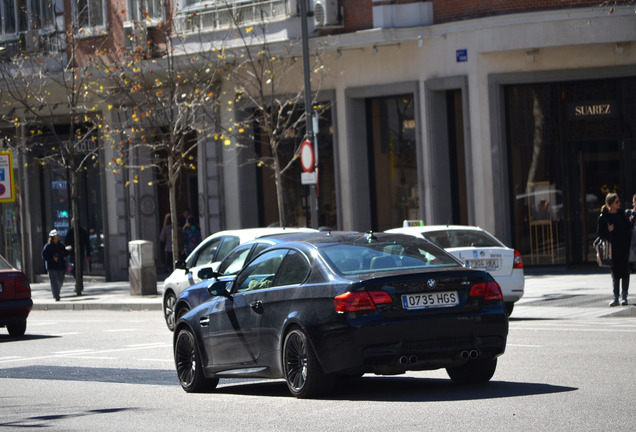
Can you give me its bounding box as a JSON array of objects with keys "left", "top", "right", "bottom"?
[{"left": 593, "top": 237, "right": 613, "bottom": 268}]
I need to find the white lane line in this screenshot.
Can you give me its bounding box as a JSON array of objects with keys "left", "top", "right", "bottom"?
[
  {"left": 0, "top": 344, "right": 173, "bottom": 365},
  {"left": 136, "top": 358, "right": 174, "bottom": 363},
  {"left": 507, "top": 343, "right": 543, "bottom": 348},
  {"left": 53, "top": 349, "right": 92, "bottom": 354},
  {"left": 66, "top": 356, "right": 119, "bottom": 360},
  {"left": 0, "top": 356, "right": 22, "bottom": 361},
  {"left": 105, "top": 329, "right": 138, "bottom": 333}
]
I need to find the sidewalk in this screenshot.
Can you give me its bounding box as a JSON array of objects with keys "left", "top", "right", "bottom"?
[
  {"left": 28, "top": 267, "right": 635, "bottom": 318},
  {"left": 30, "top": 274, "right": 164, "bottom": 311}
]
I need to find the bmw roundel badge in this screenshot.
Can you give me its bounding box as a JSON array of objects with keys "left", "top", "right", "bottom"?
[{"left": 427, "top": 279, "right": 436, "bottom": 289}]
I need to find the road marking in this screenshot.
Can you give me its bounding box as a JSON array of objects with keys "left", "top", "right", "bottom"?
[
  {"left": 507, "top": 343, "right": 543, "bottom": 347},
  {"left": 53, "top": 349, "right": 92, "bottom": 354},
  {"left": 105, "top": 329, "right": 138, "bottom": 332}
]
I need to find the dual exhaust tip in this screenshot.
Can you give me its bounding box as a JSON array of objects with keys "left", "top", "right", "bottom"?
[
  {"left": 460, "top": 349, "right": 480, "bottom": 360},
  {"left": 398, "top": 349, "right": 479, "bottom": 366},
  {"left": 398, "top": 355, "right": 418, "bottom": 365}
]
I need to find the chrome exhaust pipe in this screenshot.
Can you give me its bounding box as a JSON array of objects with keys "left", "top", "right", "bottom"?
[
  {"left": 399, "top": 356, "right": 409, "bottom": 365},
  {"left": 460, "top": 350, "right": 470, "bottom": 360},
  {"left": 409, "top": 355, "right": 418, "bottom": 364},
  {"left": 469, "top": 350, "right": 479, "bottom": 359}
]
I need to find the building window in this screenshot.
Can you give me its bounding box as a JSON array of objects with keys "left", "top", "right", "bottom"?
[
  {"left": 76, "top": 0, "right": 105, "bottom": 31},
  {"left": 0, "top": 0, "right": 54, "bottom": 36},
  {"left": 127, "top": 0, "right": 164, "bottom": 24}
]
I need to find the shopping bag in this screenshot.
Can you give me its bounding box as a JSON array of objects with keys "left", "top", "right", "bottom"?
[{"left": 593, "top": 237, "right": 613, "bottom": 268}]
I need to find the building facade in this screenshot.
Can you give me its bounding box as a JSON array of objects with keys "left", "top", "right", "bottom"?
[{"left": 1, "top": 0, "right": 635, "bottom": 280}]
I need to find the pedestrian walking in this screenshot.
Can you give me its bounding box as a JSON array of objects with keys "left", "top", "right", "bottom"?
[
  {"left": 159, "top": 213, "right": 182, "bottom": 273},
  {"left": 182, "top": 215, "right": 202, "bottom": 257},
  {"left": 41, "top": 229, "right": 69, "bottom": 301},
  {"left": 597, "top": 193, "right": 631, "bottom": 306},
  {"left": 628, "top": 194, "right": 636, "bottom": 273}
]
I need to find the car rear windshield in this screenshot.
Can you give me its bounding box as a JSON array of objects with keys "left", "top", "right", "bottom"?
[
  {"left": 420, "top": 230, "right": 503, "bottom": 249},
  {"left": 320, "top": 241, "right": 460, "bottom": 275}
]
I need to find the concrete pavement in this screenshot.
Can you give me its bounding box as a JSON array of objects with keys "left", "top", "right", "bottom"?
[{"left": 27, "top": 267, "right": 636, "bottom": 318}]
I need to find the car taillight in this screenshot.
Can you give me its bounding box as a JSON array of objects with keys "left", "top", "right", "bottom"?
[
  {"left": 334, "top": 291, "right": 392, "bottom": 313},
  {"left": 470, "top": 280, "right": 502, "bottom": 301},
  {"left": 513, "top": 250, "right": 523, "bottom": 269},
  {"left": 16, "top": 276, "right": 30, "bottom": 291}
]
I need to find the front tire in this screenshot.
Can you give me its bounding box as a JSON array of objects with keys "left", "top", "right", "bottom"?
[
  {"left": 7, "top": 320, "right": 27, "bottom": 338},
  {"left": 174, "top": 328, "right": 218, "bottom": 393},
  {"left": 283, "top": 328, "right": 333, "bottom": 398},
  {"left": 447, "top": 358, "right": 497, "bottom": 385},
  {"left": 164, "top": 292, "right": 177, "bottom": 331}
]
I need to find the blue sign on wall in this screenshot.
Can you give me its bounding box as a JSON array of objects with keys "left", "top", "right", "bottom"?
[{"left": 456, "top": 49, "right": 468, "bottom": 62}]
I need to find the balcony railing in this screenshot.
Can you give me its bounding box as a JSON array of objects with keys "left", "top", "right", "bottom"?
[{"left": 174, "top": 0, "right": 296, "bottom": 33}]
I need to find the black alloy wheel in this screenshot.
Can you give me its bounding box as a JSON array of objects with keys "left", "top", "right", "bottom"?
[
  {"left": 446, "top": 358, "right": 498, "bottom": 385},
  {"left": 283, "top": 328, "right": 333, "bottom": 398},
  {"left": 174, "top": 328, "right": 218, "bottom": 393},
  {"left": 164, "top": 292, "right": 177, "bottom": 331},
  {"left": 7, "top": 320, "right": 26, "bottom": 338}
]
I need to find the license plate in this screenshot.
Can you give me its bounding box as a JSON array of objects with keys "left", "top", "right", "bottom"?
[
  {"left": 401, "top": 291, "right": 458, "bottom": 309},
  {"left": 467, "top": 259, "right": 499, "bottom": 270}
]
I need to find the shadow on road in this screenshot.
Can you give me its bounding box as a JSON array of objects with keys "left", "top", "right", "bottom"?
[{"left": 215, "top": 375, "right": 576, "bottom": 401}]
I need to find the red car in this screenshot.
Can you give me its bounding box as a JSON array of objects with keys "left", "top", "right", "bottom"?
[{"left": 0, "top": 254, "right": 32, "bottom": 337}]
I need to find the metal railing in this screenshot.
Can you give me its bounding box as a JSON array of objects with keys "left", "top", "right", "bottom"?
[{"left": 174, "top": 0, "right": 296, "bottom": 33}]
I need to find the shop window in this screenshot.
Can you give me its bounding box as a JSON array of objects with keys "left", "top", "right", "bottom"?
[{"left": 366, "top": 94, "right": 418, "bottom": 231}]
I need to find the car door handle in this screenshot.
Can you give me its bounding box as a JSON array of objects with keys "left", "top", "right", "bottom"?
[
  {"left": 250, "top": 301, "right": 263, "bottom": 314},
  {"left": 199, "top": 316, "right": 210, "bottom": 327}
]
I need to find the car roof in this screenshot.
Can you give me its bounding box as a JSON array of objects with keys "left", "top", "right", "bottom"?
[
  {"left": 206, "top": 227, "right": 318, "bottom": 243},
  {"left": 386, "top": 225, "right": 488, "bottom": 234}
]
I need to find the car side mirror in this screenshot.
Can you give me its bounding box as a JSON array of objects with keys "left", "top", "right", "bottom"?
[
  {"left": 198, "top": 267, "right": 220, "bottom": 280},
  {"left": 174, "top": 259, "right": 187, "bottom": 271},
  {"left": 208, "top": 280, "right": 232, "bottom": 300}
]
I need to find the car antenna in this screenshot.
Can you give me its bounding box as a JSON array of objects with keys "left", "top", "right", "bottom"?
[{"left": 366, "top": 230, "right": 377, "bottom": 242}]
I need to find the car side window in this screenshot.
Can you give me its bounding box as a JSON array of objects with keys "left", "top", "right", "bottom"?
[
  {"left": 235, "top": 249, "right": 288, "bottom": 293},
  {"left": 217, "top": 244, "right": 253, "bottom": 276},
  {"left": 215, "top": 237, "right": 241, "bottom": 263},
  {"left": 272, "top": 251, "right": 309, "bottom": 287},
  {"left": 189, "top": 237, "right": 222, "bottom": 267}
]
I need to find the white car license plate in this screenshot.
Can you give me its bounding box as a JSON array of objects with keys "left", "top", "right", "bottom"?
[
  {"left": 401, "top": 291, "right": 458, "bottom": 309},
  {"left": 468, "top": 259, "right": 499, "bottom": 270}
]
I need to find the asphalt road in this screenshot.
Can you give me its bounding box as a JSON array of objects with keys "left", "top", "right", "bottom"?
[{"left": 1, "top": 270, "right": 636, "bottom": 431}]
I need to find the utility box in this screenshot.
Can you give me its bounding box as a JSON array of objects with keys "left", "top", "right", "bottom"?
[{"left": 129, "top": 240, "right": 157, "bottom": 295}]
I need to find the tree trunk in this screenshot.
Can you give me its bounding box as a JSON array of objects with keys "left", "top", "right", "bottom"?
[
  {"left": 168, "top": 153, "right": 181, "bottom": 269},
  {"left": 273, "top": 144, "right": 286, "bottom": 227},
  {"left": 70, "top": 169, "right": 84, "bottom": 293}
]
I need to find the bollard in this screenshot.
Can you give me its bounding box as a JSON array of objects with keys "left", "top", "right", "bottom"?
[{"left": 129, "top": 240, "right": 157, "bottom": 295}]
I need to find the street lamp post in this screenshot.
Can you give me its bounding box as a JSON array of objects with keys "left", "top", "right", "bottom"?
[{"left": 299, "top": 0, "right": 319, "bottom": 229}]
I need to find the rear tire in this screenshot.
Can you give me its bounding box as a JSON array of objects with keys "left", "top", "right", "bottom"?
[
  {"left": 164, "top": 292, "right": 177, "bottom": 331},
  {"left": 447, "top": 358, "right": 497, "bottom": 384},
  {"left": 174, "top": 328, "right": 219, "bottom": 393},
  {"left": 283, "top": 328, "right": 333, "bottom": 398},
  {"left": 504, "top": 302, "right": 514, "bottom": 316},
  {"left": 7, "top": 320, "right": 27, "bottom": 338}
]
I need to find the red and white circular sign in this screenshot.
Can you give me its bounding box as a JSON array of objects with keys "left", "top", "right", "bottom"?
[{"left": 300, "top": 139, "right": 315, "bottom": 173}]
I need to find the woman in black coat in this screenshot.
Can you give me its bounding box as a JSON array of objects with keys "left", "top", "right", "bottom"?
[{"left": 597, "top": 193, "right": 631, "bottom": 306}]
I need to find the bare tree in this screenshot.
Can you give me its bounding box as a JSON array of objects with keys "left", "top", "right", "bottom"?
[
  {"left": 218, "top": 2, "right": 329, "bottom": 227},
  {"left": 0, "top": 1, "right": 106, "bottom": 293},
  {"left": 93, "top": 7, "right": 224, "bottom": 268}
]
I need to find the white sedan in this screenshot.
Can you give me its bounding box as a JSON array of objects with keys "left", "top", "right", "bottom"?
[
  {"left": 162, "top": 227, "right": 317, "bottom": 330},
  {"left": 385, "top": 224, "right": 524, "bottom": 315}
]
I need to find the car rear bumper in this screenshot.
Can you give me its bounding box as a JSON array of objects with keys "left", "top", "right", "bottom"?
[
  {"left": 494, "top": 270, "right": 525, "bottom": 302},
  {"left": 0, "top": 298, "right": 33, "bottom": 326},
  {"left": 313, "top": 307, "right": 508, "bottom": 375}
]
